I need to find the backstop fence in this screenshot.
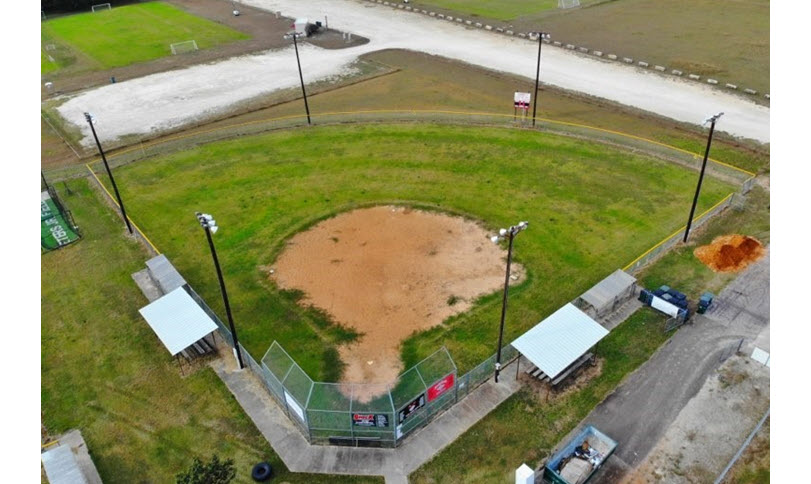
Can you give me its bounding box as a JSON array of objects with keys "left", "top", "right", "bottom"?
[{"left": 185, "top": 284, "right": 510, "bottom": 447}]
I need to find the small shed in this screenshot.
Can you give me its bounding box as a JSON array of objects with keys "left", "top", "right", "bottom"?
[
  {"left": 138, "top": 285, "right": 217, "bottom": 361},
  {"left": 512, "top": 304, "right": 609, "bottom": 385},
  {"left": 575, "top": 269, "right": 637, "bottom": 318}
]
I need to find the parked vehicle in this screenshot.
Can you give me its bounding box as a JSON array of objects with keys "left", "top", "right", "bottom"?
[{"left": 543, "top": 426, "right": 617, "bottom": 484}]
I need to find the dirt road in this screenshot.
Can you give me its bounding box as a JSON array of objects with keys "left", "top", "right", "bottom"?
[
  {"left": 55, "top": 0, "right": 769, "bottom": 147},
  {"left": 578, "top": 249, "right": 770, "bottom": 482}
]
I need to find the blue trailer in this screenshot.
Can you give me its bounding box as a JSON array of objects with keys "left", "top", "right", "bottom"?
[{"left": 543, "top": 426, "right": 617, "bottom": 484}]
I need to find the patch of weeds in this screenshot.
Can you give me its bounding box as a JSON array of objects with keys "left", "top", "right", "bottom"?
[{"left": 447, "top": 295, "right": 460, "bottom": 306}]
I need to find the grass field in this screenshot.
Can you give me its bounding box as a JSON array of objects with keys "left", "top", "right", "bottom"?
[
  {"left": 413, "top": 0, "right": 563, "bottom": 20},
  {"left": 411, "top": 0, "right": 769, "bottom": 94},
  {"left": 41, "top": 178, "right": 382, "bottom": 483},
  {"left": 97, "top": 123, "right": 735, "bottom": 381},
  {"left": 41, "top": 1, "right": 248, "bottom": 73}
]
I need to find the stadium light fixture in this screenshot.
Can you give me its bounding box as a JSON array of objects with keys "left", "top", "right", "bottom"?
[
  {"left": 683, "top": 112, "right": 724, "bottom": 243},
  {"left": 531, "top": 32, "right": 551, "bottom": 127},
  {"left": 85, "top": 112, "right": 133, "bottom": 234},
  {"left": 283, "top": 32, "right": 312, "bottom": 125},
  {"left": 196, "top": 212, "right": 244, "bottom": 369},
  {"left": 490, "top": 220, "right": 529, "bottom": 383}
]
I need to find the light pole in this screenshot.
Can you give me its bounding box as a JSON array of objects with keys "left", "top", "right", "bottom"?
[
  {"left": 531, "top": 32, "right": 551, "bottom": 127},
  {"left": 683, "top": 112, "right": 724, "bottom": 243},
  {"left": 284, "top": 32, "right": 311, "bottom": 125},
  {"left": 85, "top": 112, "right": 133, "bottom": 234},
  {"left": 196, "top": 212, "right": 245, "bottom": 369},
  {"left": 490, "top": 220, "right": 529, "bottom": 383}
]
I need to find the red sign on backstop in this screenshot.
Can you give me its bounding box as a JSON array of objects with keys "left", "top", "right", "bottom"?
[{"left": 427, "top": 373, "right": 455, "bottom": 402}]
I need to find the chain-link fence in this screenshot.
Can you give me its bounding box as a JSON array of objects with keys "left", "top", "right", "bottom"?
[
  {"left": 57, "top": 110, "right": 755, "bottom": 191},
  {"left": 186, "top": 282, "right": 512, "bottom": 447},
  {"left": 623, "top": 192, "right": 737, "bottom": 274}
]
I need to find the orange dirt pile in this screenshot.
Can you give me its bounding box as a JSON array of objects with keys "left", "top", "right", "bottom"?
[
  {"left": 694, "top": 234, "right": 764, "bottom": 273},
  {"left": 270, "top": 206, "right": 522, "bottom": 394}
]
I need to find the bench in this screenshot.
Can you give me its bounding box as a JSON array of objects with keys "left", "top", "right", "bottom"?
[{"left": 524, "top": 352, "right": 594, "bottom": 386}]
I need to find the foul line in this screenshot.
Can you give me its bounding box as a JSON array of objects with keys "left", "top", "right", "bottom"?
[
  {"left": 85, "top": 163, "right": 161, "bottom": 255},
  {"left": 623, "top": 192, "right": 734, "bottom": 271}
]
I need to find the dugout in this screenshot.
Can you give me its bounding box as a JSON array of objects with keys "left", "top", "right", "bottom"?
[
  {"left": 574, "top": 269, "right": 637, "bottom": 319},
  {"left": 512, "top": 303, "right": 609, "bottom": 386},
  {"left": 138, "top": 285, "right": 218, "bottom": 364}
]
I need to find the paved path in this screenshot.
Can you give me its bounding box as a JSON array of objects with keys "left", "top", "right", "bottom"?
[
  {"left": 57, "top": 0, "right": 769, "bottom": 146},
  {"left": 212, "top": 358, "right": 521, "bottom": 483},
  {"left": 578, "top": 250, "right": 770, "bottom": 482}
]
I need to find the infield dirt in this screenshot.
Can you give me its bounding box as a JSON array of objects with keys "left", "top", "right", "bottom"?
[{"left": 270, "top": 206, "right": 523, "bottom": 393}]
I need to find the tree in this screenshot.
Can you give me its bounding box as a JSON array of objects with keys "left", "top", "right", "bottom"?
[{"left": 176, "top": 454, "right": 236, "bottom": 484}]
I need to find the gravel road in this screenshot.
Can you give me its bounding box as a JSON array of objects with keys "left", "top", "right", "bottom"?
[
  {"left": 583, "top": 250, "right": 770, "bottom": 482},
  {"left": 56, "top": 0, "right": 770, "bottom": 146}
]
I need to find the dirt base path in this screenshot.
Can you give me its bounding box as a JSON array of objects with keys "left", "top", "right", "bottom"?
[{"left": 270, "top": 206, "right": 522, "bottom": 390}]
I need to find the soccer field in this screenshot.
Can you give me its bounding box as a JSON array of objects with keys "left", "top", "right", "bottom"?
[
  {"left": 104, "top": 123, "right": 735, "bottom": 380},
  {"left": 41, "top": 1, "right": 249, "bottom": 72}
]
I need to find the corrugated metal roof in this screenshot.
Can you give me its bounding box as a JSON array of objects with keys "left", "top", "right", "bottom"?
[
  {"left": 41, "top": 445, "right": 88, "bottom": 484},
  {"left": 146, "top": 254, "right": 187, "bottom": 295},
  {"left": 580, "top": 269, "right": 636, "bottom": 310},
  {"left": 511, "top": 303, "right": 609, "bottom": 379},
  {"left": 138, "top": 286, "right": 217, "bottom": 356}
]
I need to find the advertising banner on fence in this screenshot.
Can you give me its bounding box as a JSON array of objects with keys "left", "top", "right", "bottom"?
[
  {"left": 398, "top": 393, "right": 426, "bottom": 424},
  {"left": 352, "top": 413, "right": 389, "bottom": 427},
  {"left": 427, "top": 373, "right": 455, "bottom": 402}
]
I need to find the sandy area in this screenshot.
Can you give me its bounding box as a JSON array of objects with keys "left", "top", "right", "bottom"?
[
  {"left": 626, "top": 355, "right": 770, "bottom": 483},
  {"left": 694, "top": 234, "right": 765, "bottom": 273},
  {"left": 270, "top": 206, "right": 523, "bottom": 390},
  {"left": 54, "top": 0, "right": 769, "bottom": 146}
]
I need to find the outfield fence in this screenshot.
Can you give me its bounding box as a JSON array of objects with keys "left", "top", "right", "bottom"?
[{"left": 62, "top": 110, "right": 756, "bottom": 190}]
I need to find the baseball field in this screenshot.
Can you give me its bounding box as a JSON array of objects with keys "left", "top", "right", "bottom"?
[{"left": 100, "top": 122, "right": 735, "bottom": 384}]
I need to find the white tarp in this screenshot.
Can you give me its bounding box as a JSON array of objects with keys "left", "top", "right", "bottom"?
[
  {"left": 651, "top": 295, "right": 681, "bottom": 318},
  {"left": 511, "top": 303, "right": 609, "bottom": 379},
  {"left": 138, "top": 286, "right": 217, "bottom": 356}
]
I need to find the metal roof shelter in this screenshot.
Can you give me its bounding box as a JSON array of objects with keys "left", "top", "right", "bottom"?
[
  {"left": 138, "top": 286, "right": 217, "bottom": 356},
  {"left": 41, "top": 445, "right": 88, "bottom": 484},
  {"left": 577, "top": 269, "right": 637, "bottom": 317},
  {"left": 511, "top": 303, "right": 609, "bottom": 379}
]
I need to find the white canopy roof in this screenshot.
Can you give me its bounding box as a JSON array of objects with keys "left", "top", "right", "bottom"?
[
  {"left": 511, "top": 303, "right": 609, "bottom": 379},
  {"left": 139, "top": 286, "right": 217, "bottom": 356}
]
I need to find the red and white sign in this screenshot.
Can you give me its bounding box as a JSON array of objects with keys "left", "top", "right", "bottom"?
[
  {"left": 427, "top": 373, "right": 455, "bottom": 402},
  {"left": 514, "top": 92, "right": 531, "bottom": 110}
]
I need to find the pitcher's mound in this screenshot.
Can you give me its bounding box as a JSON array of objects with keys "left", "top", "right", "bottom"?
[
  {"left": 694, "top": 234, "right": 764, "bottom": 273},
  {"left": 270, "top": 205, "right": 523, "bottom": 390}
]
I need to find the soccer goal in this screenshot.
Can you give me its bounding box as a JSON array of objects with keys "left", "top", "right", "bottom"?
[
  {"left": 558, "top": 0, "right": 581, "bottom": 9},
  {"left": 170, "top": 40, "right": 199, "bottom": 55},
  {"left": 91, "top": 3, "right": 112, "bottom": 13}
]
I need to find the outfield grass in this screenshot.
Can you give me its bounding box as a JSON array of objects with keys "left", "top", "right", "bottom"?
[
  {"left": 41, "top": 178, "right": 381, "bottom": 483},
  {"left": 99, "top": 123, "right": 734, "bottom": 380},
  {"left": 41, "top": 49, "right": 59, "bottom": 74},
  {"left": 41, "top": 1, "right": 248, "bottom": 73}
]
